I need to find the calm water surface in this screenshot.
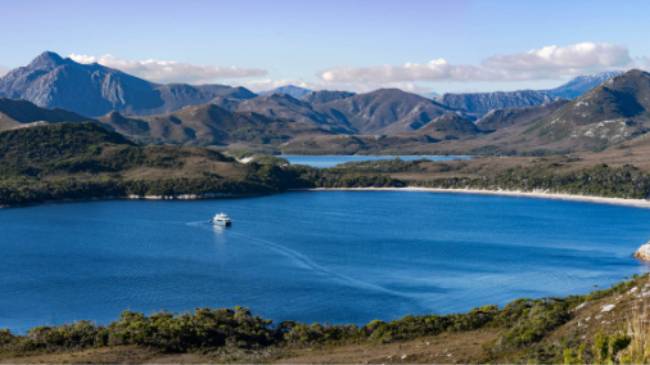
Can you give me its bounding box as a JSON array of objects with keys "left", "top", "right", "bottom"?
[
  {"left": 1, "top": 191, "right": 650, "bottom": 332},
  {"left": 282, "top": 155, "right": 471, "bottom": 168}
]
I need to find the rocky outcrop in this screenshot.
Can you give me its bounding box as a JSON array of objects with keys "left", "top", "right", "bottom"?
[
  {"left": 634, "top": 242, "right": 650, "bottom": 261},
  {"left": 437, "top": 90, "right": 556, "bottom": 116},
  {"left": 303, "top": 90, "right": 355, "bottom": 104}
]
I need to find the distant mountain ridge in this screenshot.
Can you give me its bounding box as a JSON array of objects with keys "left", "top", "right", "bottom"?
[
  {"left": 259, "top": 85, "right": 312, "bottom": 99},
  {"left": 545, "top": 71, "right": 623, "bottom": 99},
  {"left": 303, "top": 90, "right": 355, "bottom": 104},
  {"left": 438, "top": 90, "right": 555, "bottom": 116},
  {"left": 0, "top": 51, "right": 256, "bottom": 117},
  {"left": 436, "top": 71, "right": 623, "bottom": 115}
]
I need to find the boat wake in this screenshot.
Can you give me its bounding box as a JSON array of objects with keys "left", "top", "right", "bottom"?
[
  {"left": 227, "top": 231, "right": 431, "bottom": 302},
  {"left": 186, "top": 219, "right": 437, "bottom": 305},
  {"left": 186, "top": 220, "right": 211, "bottom": 227}
]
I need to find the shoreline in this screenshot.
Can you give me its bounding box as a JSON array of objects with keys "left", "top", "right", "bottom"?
[
  {"left": 3, "top": 186, "right": 650, "bottom": 209},
  {"left": 306, "top": 186, "right": 650, "bottom": 209},
  {"left": 0, "top": 192, "right": 259, "bottom": 209}
]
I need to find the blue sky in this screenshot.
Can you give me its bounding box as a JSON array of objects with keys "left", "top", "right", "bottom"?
[{"left": 2, "top": 0, "right": 649, "bottom": 93}]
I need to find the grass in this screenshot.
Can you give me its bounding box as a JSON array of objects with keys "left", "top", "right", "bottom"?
[{"left": 617, "top": 300, "right": 650, "bottom": 363}]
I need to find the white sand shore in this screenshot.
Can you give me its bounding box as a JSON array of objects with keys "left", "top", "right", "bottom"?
[{"left": 306, "top": 187, "right": 650, "bottom": 209}]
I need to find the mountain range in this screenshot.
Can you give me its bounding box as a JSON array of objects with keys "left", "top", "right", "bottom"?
[
  {"left": 0, "top": 51, "right": 644, "bottom": 154},
  {"left": 280, "top": 69, "right": 650, "bottom": 154}
]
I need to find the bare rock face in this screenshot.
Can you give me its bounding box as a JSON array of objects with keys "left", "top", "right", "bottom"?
[
  {"left": 634, "top": 243, "right": 650, "bottom": 261},
  {"left": 438, "top": 90, "right": 557, "bottom": 116}
]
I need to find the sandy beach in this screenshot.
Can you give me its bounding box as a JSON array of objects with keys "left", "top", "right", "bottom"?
[{"left": 307, "top": 187, "right": 650, "bottom": 209}]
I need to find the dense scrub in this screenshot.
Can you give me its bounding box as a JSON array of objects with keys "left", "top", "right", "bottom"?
[
  {"left": 0, "top": 123, "right": 132, "bottom": 166},
  {"left": 5, "top": 156, "right": 650, "bottom": 206},
  {"left": 0, "top": 300, "right": 563, "bottom": 355},
  {"left": 0, "top": 124, "right": 314, "bottom": 206},
  {"left": 311, "top": 159, "right": 650, "bottom": 199},
  {"left": 419, "top": 163, "right": 650, "bottom": 199},
  {"left": 0, "top": 175, "right": 299, "bottom": 206},
  {"left": 0, "top": 277, "right": 639, "bottom": 360}
]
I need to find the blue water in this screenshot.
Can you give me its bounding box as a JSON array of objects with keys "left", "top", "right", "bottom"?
[
  {"left": 282, "top": 155, "right": 471, "bottom": 168},
  {"left": 1, "top": 191, "right": 650, "bottom": 333}
]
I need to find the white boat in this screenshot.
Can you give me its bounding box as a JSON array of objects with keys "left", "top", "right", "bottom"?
[{"left": 212, "top": 213, "right": 232, "bottom": 226}]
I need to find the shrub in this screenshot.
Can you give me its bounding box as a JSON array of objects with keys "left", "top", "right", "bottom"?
[
  {"left": 497, "top": 298, "right": 572, "bottom": 349},
  {"left": 24, "top": 321, "right": 105, "bottom": 350},
  {"left": 0, "top": 329, "right": 16, "bottom": 347},
  {"left": 107, "top": 307, "right": 275, "bottom": 352}
]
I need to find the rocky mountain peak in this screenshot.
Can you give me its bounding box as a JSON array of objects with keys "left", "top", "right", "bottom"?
[{"left": 28, "top": 51, "right": 67, "bottom": 69}]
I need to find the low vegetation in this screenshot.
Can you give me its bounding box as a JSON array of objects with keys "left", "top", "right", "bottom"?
[
  {"left": 305, "top": 158, "right": 650, "bottom": 199},
  {"left": 417, "top": 163, "right": 650, "bottom": 199},
  {"left": 0, "top": 275, "right": 643, "bottom": 363},
  {"left": 0, "top": 306, "right": 497, "bottom": 355}
]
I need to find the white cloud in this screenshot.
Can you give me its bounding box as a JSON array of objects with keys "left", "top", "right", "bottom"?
[
  {"left": 68, "top": 54, "right": 267, "bottom": 84},
  {"left": 318, "top": 42, "right": 632, "bottom": 85},
  {"left": 0, "top": 66, "right": 8, "bottom": 77},
  {"left": 482, "top": 42, "right": 631, "bottom": 78},
  {"left": 320, "top": 59, "right": 486, "bottom": 84}
]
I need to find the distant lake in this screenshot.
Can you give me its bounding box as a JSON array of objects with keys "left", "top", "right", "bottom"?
[
  {"left": 1, "top": 191, "right": 649, "bottom": 332},
  {"left": 282, "top": 155, "right": 471, "bottom": 168}
]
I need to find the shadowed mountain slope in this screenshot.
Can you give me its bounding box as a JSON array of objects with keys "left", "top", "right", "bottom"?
[{"left": 0, "top": 97, "right": 95, "bottom": 130}]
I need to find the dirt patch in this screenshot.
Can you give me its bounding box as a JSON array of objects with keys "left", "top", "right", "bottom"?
[{"left": 278, "top": 329, "right": 500, "bottom": 364}]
